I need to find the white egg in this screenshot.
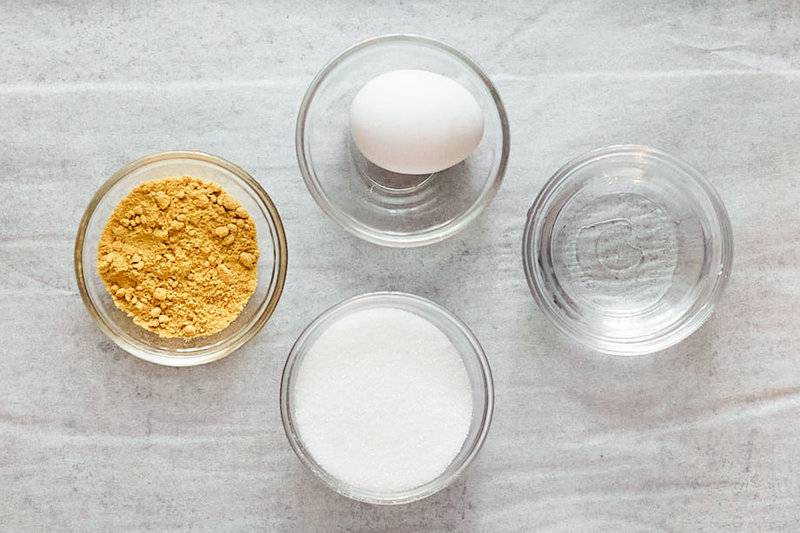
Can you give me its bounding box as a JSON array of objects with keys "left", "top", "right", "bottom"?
[{"left": 350, "top": 69, "right": 484, "bottom": 175}]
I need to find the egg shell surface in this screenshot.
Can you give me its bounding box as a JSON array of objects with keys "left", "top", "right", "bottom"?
[{"left": 350, "top": 69, "right": 485, "bottom": 175}]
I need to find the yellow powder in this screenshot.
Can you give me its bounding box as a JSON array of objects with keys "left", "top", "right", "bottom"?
[{"left": 97, "top": 176, "right": 259, "bottom": 338}]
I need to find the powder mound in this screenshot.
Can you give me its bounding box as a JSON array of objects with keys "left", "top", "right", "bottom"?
[{"left": 97, "top": 176, "right": 259, "bottom": 338}]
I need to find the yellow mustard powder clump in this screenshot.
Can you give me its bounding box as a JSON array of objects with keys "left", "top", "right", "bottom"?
[{"left": 97, "top": 176, "right": 259, "bottom": 338}]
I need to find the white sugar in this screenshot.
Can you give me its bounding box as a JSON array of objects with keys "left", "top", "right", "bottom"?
[{"left": 292, "top": 306, "right": 473, "bottom": 493}]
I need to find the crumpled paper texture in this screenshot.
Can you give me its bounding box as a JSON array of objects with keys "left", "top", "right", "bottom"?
[{"left": 1, "top": 1, "right": 799, "bottom": 530}]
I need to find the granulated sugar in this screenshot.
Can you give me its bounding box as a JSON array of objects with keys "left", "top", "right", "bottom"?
[{"left": 292, "top": 306, "right": 473, "bottom": 493}]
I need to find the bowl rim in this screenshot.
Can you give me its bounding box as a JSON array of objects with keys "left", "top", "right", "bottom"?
[
  {"left": 522, "top": 144, "right": 734, "bottom": 356},
  {"left": 279, "top": 291, "right": 495, "bottom": 504},
  {"left": 74, "top": 150, "right": 288, "bottom": 367},
  {"left": 295, "top": 33, "right": 510, "bottom": 248}
]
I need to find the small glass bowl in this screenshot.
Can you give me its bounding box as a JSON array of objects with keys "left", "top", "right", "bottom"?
[
  {"left": 280, "top": 292, "right": 494, "bottom": 504},
  {"left": 523, "top": 145, "right": 733, "bottom": 356},
  {"left": 74, "top": 151, "right": 288, "bottom": 366},
  {"left": 296, "top": 34, "right": 509, "bottom": 247}
]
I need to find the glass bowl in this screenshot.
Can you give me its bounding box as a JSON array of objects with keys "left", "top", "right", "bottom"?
[
  {"left": 280, "top": 292, "right": 494, "bottom": 504},
  {"left": 523, "top": 145, "right": 733, "bottom": 356},
  {"left": 74, "top": 151, "right": 288, "bottom": 366},
  {"left": 296, "top": 34, "right": 509, "bottom": 247}
]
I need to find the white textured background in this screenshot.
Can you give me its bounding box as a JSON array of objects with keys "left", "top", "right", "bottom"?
[{"left": 2, "top": 1, "right": 800, "bottom": 531}]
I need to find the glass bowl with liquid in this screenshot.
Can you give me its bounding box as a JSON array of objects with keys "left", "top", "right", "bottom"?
[
  {"left": 523, "top": 145, "right": 733, "bottom": 356},
  {"left": 296, "top": 34, "right": 509, "bottom": 247}
]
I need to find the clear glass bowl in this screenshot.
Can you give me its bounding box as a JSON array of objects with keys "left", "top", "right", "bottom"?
[
  {"left": 280, "top": 292, "right": 494, "bottom": 504},
  {"left": 74, "top": 151, "right": 288, "bottom": 366},
  {"left": 296, "top": 34, "right": 509, "bottom": 247},
  {"left": 523, "top": 145, "right": 733, "bottom": 356}
]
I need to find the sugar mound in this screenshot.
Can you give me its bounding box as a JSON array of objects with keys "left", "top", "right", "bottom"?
[{"left": 293, "top": 306, "right": 473, "bottom": 493}]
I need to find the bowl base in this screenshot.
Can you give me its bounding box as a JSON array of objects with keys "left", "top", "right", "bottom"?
[
  {"left": 351, "top": 140, "right": 439, "bottom": 210},
  {"left": 554, "top": 190, "right": 679, "bottom": 318},
  {"left": 356, "top": 156, "right": 435, "bottom": 195}
]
